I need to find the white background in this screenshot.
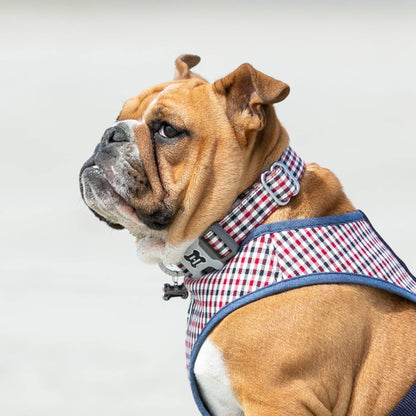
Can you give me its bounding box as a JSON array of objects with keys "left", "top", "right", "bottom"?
[{"left": 1, "top": 1, "right": 415, "bottom": 415}]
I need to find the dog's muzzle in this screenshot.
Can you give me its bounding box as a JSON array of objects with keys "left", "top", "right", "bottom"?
[{"left": 79, "top": 121, "right": 148, "bottom": 235}]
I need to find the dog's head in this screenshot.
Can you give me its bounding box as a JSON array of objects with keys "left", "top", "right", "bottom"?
[{"left": 79, "top": 55, "right": 290, "bottom": 264}]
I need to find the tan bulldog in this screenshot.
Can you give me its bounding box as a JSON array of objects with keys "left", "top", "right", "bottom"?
[{"left": 79, "top": 55, "right": 416, "bottom": 416}]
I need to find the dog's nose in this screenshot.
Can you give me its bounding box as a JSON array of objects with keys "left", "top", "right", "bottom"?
[{"left": 101, "top": 125, "right": 130, "bottom": 146}]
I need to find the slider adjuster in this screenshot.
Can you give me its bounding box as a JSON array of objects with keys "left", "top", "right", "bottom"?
[
  {"left": 181, "top": 223, "right": 239, "bottom": 278},
  {"left": 260, "top": 161, "right": 300, "bottom": 206}
]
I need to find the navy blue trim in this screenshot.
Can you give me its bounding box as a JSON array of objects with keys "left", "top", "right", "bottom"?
[
  {"left": 389, "top": 379, "right": 416, "bottom": 415},
  {"left": 189, "top": 272, "right": 416, "bottom": 416},
  {"left": 241, "top": 208, "right": 416, "bottom": 286},
  {"left": 242, "top": 210, "right": 365, "bottom": 246}
]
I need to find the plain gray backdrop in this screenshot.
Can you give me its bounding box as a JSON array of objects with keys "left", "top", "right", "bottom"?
[{"left": 1, "top": 1, "right": 415, "bottom": 415}]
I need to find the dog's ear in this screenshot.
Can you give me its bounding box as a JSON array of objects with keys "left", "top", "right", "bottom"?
[
  {"left": 174, "top": 54, "right": 202, "bottom": 80},
  {"left": 213, "top": 63, "right": 289, "bottom": 133}
]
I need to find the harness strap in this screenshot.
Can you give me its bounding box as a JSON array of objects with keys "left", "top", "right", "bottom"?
[
  {"left": 175, "top": 146, "right": 305, "bottom": 278},
  {"left": 389, "top": 380, "right": 416, "bottom": 416}
]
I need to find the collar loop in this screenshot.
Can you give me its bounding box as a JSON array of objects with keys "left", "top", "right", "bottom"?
[{"left": 162, "top": 146, "right": 306, "bottom": 279}]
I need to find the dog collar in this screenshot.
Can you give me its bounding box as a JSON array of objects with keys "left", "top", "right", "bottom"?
[{"left": 161, "top": 146, "right": 305, "bottom": 280}]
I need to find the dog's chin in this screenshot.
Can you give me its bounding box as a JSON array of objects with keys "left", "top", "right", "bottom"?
[
  {"left": 136, "top": 237, "right": 167, "bottom": 264},
  {"left": 136, "top": 238, "right": 192, "bottom": 266}
]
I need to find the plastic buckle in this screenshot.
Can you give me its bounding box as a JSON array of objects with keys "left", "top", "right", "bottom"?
[
  {"left": 260, "top": 161, "right": 300, "bottom": 206},
  {"left": 181, "top": 223, "right": 239, "bottom": 278}
]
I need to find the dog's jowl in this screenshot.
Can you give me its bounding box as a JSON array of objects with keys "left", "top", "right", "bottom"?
[{"left": 80, "top": 55, "right": 416, "bottom": 416}]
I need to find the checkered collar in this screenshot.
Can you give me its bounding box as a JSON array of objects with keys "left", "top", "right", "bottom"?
[{"left": 162, "top": 146, "right": 305, "bottom": 279}]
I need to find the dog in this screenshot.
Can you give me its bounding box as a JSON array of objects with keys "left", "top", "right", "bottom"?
[{"left": 79, "top": 55, "right": 416, "bottom": 416}]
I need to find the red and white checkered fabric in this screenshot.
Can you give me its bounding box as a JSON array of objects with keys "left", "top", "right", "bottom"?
[
  {"left": 181, "top": 146, "right": 305, "bottom": 266},
  {"left": 184, "top": 213, "right": 416, "bottom": 367}
]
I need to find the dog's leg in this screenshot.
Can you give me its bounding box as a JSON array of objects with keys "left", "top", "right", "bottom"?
[
  {"left": 196, "top": 337, "right": 334, "bottom": 416},
  {"left": 195, "top": 285, "right": 359, "bottom": 416},
  {"left": 194, "top": 339, "right": 244, "bottom": 416},
  {"left": 202, "top": 284, "right": 416, "bottom": 416}
]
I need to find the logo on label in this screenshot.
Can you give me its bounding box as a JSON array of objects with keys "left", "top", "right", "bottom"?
[{"left": 184, "top": 250, "right": 207, "bottom": 268}]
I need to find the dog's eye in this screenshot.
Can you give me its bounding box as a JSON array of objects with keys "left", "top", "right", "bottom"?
[{"left": 158, "top": 123, "right": 181, "bottom": 139}]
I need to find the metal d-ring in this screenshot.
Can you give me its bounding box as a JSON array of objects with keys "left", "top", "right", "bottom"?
[{"left": 158, "top": 262, "right": 185, "bottom": 278}]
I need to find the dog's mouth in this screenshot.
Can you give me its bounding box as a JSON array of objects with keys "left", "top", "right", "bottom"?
[
  {"left": 79, "top": 158, "right": 141, "bottom": 233},
  {"left": 80, "top": 154, "right": 173, "bottom": 235}
]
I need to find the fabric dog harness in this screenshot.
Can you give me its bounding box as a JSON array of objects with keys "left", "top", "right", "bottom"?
[
  {"left": 175, "top": 147, "right": 416, "bottom": 416},
  {"left": 186, "top": 211, "right": 416, "bottom": 363},
  {"left": 186, "top": 211, "right": 416, "bottom": 416}
]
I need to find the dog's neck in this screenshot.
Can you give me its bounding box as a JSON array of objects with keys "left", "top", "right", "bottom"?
[{"left": 160, "top": 146, "right": 305, "bottom": 278}]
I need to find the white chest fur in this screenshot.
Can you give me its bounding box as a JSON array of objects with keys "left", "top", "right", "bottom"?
[{"left": 194, "top": 338, "right": 243, "bottom": 416}]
